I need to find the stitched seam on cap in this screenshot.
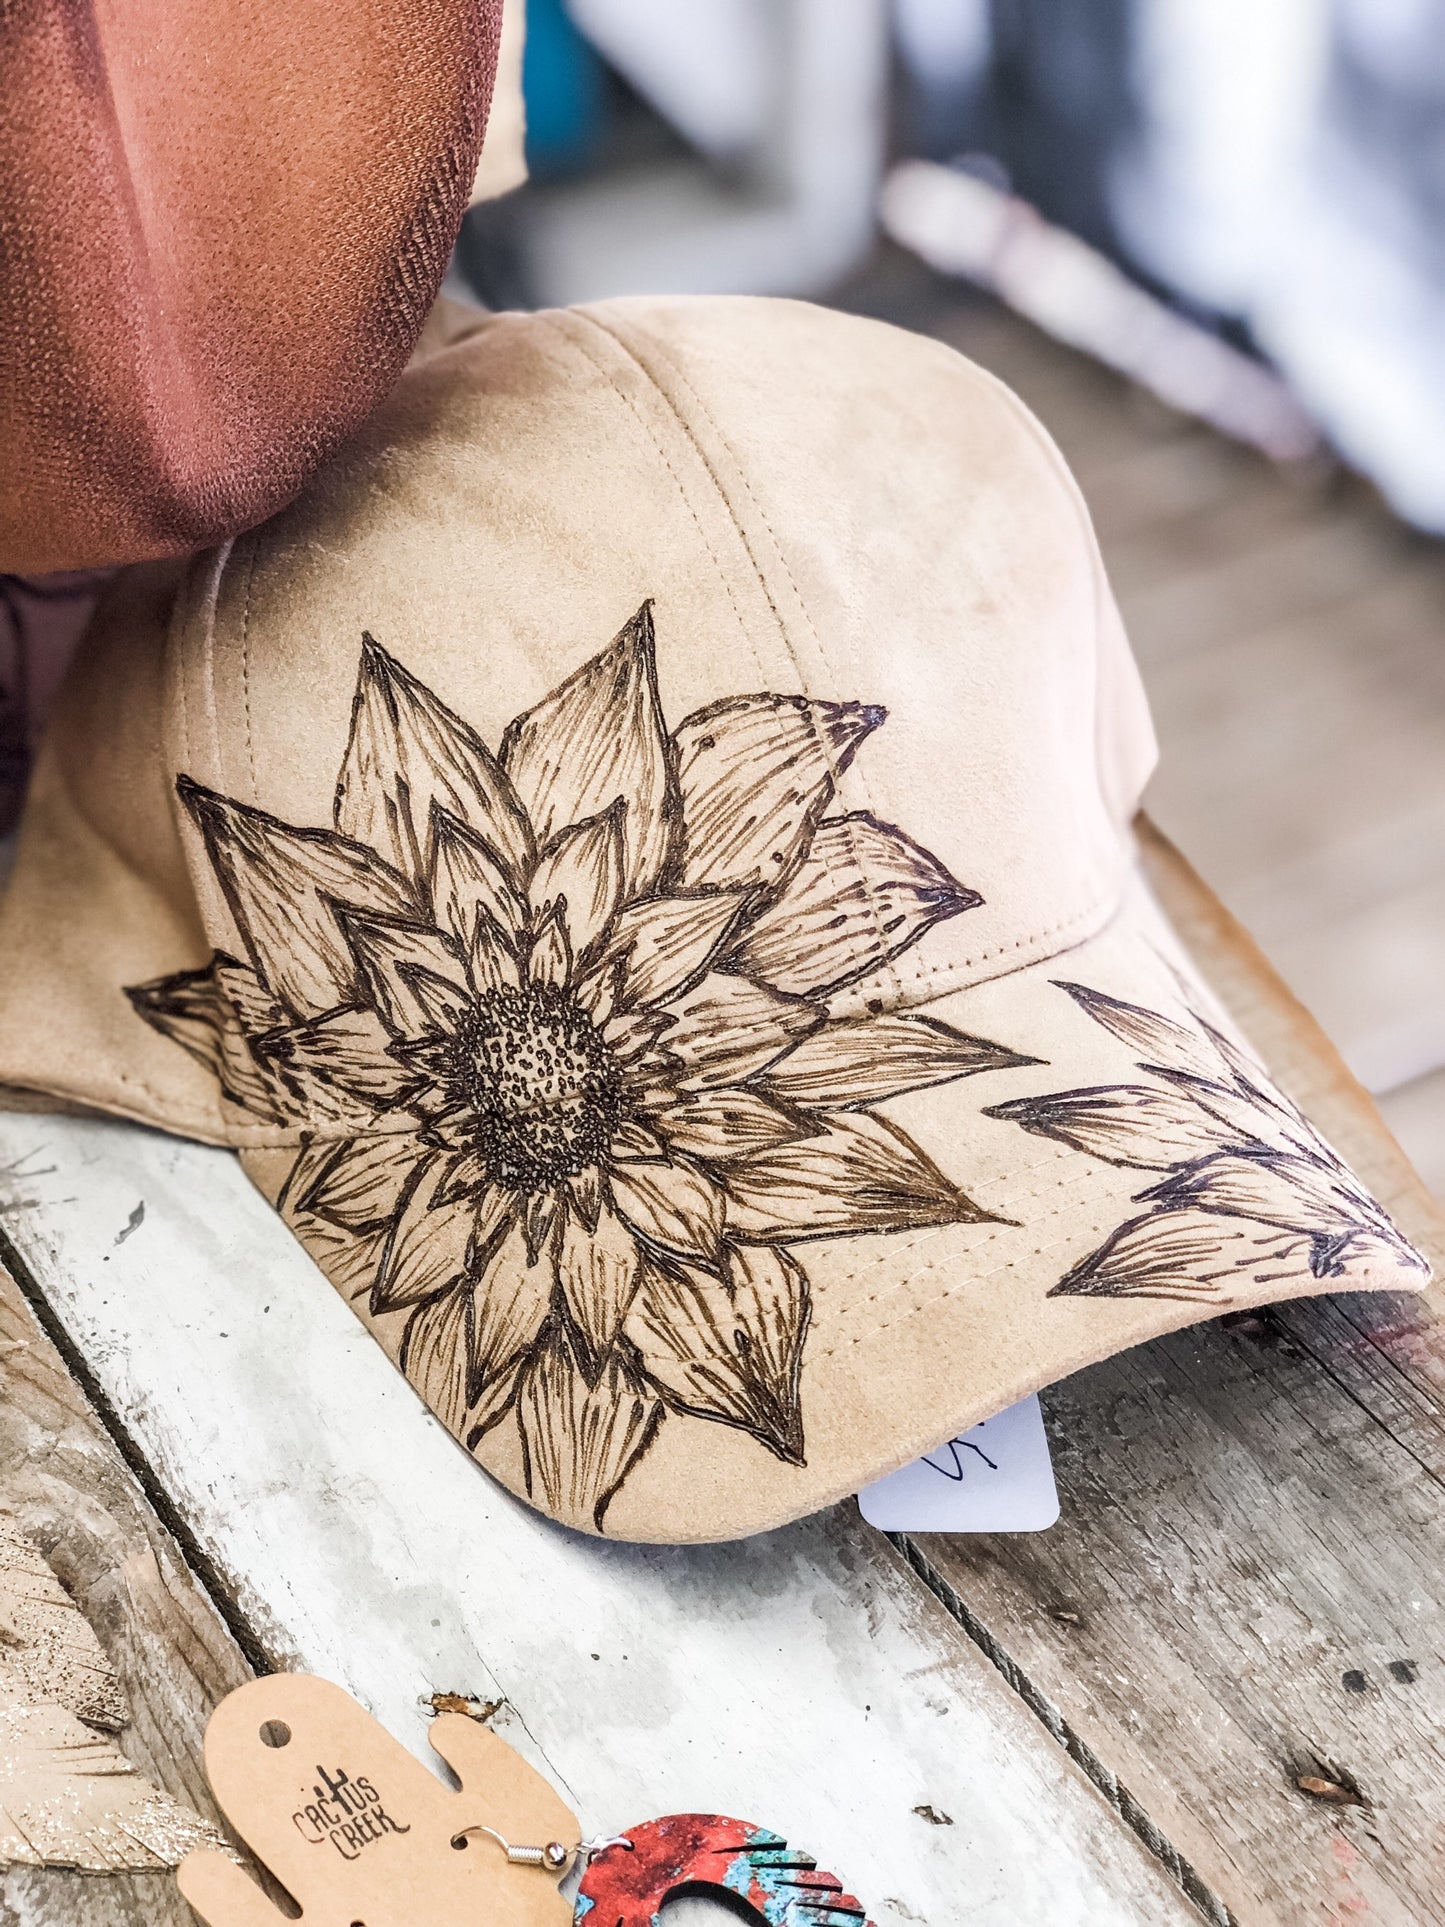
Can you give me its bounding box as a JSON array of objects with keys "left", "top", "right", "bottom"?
[
  {"left": 239, "top": 535, "right": 260, "bottom": 804},
  {"left": 539, "top": 314, "right": 777, "bottom": 696},
  {"left": 160, "top": 313, "right": 1123, "bottom": 1146},
  {"left": 577, "top": 308, "right": 912, "bottom": 1011},
  {"left": 945, "top": 353, "right": 1120, "bottom": 843},
  {"left": 56, "top": 863, "right": 1120, "bottom": 1146},
  {"left": 541, "top": 308, "right": 883, "bottom": 1020},
  {"left": 112, "top": 545, "right": 231, "bottom": 1135},
  {"left": 816, "top": 1179, "right": 1140, "bottom": 1360},
  {"left": 645, "top": 322, "right": 919, "bottom": 1011},
  {"left": 628, "top": 315, "right": 1124, "bottom": 876}
]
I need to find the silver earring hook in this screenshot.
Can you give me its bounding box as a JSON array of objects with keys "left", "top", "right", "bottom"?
[
  {"left": 450, "top": 1823, "right": 636, "bottom": 1868},
  {"left": 451, "top": 1823, "right": 570, "bottom": 1870}
]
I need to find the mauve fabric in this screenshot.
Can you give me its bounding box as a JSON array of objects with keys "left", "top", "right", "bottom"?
[{"left": 0, "top": 0, "right": 501, "bottom": 573}]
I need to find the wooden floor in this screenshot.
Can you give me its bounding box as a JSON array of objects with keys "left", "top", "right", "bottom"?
[{"left": 922, "top": 299, "right": 1445, "bottom": 1201}]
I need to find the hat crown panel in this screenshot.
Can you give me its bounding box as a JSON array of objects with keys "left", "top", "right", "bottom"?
[{"left": 186, "top": 296, "right": 1149, "bottom": 1008}]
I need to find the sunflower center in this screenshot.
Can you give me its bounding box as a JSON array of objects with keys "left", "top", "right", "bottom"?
[{"left": 448, "top": 983, "right": 623, "bottom": 1192}]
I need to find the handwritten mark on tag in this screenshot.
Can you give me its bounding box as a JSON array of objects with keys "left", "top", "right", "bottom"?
[{"left": 857, "top": 1394, "right": 1059, "bottom": 1532}]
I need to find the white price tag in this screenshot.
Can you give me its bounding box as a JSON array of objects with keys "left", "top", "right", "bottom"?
[{"left": 857, "top": 1394, "right": 1059, "bottom": 1532}]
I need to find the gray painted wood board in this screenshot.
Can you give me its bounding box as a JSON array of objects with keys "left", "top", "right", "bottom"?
[
  {"left": 0, "top": 1260, "right": 251, "bottom": 1925},
  {"left": 0, "top": 1116, "right": 1196, "bottom": 1927}
]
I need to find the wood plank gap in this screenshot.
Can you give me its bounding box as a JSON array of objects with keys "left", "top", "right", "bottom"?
[
  {"left": 887, "top": 1530, "right": 1235, "bottom": 1927},
  {"left": 0, "top": 1114, "right": 1201, "bottom": 1924},
  {"left": 0, "top": 1219, "right": 275, "bottom": 1684}
]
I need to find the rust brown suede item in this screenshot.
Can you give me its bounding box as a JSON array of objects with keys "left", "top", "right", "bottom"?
[{"left": 0, "top": 0, "right": 501, "bottom": 574}]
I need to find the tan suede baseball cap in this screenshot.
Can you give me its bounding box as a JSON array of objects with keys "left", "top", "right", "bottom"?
[{"left": 0, "top": 296, "right": 1428, "bottom": 1540}]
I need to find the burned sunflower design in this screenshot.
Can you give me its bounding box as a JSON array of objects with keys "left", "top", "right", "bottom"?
[
  {"left": 987, "top": 982, "right": 1428, "bottom": 1302},
  {"left": 129, "top": 603, "right": 1032, "bottom": 1528}
]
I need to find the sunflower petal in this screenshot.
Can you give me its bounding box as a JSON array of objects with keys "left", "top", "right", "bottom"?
[
  {"left": 256, "top": 1005, "right": 414, "bottom": 1111},
  {"left": 568, "top": 1164, "right": 604, "bottom": 1231},
  {"left": 374, "top": 1172, "right": 514, "bottom": 1314},
  {"left": 178, "top": 778, "right": 416, "bottom": 1018},
  {"left": 765, "top": 1013, "right": 1037, "bottom": 1109},
  {"left": 1140, "top": 1149, "right": 1364, "bottom": 1237},
  {"left": 434, "top": 1147, "right": 493, "bottom": 1205},
  {"left": 334, "top": 634, "right": 533, "bottom": 882},
  {"left": 527, "top": 900, "right": 573, "bottom": 989},
  {"left": 500, "top": 603, "right": 676, "bottom": 899},
  {"left": 1192, "top": 1012, "right": 1307, "bottom": 1128},
  {"left": 729, "top": 813, "right": 981, "bottom": 998},
  {"left": 555, "top": 1202, "right": 642, "bottom": 1362},
  {"left": 522, "top": 1187, "right": 562, "bottom": 1265},
  {"left": 575, "top": 957, "right": 626, "bottom": 1025},
  {"left": 986, "top": 1083, "right": 1247, "bottom": 1171},
  {"left": 467, "top": 1217, "right": 555, "bottom": 1426},
  {"left": 372, "top": 1170, "right": 470, "bottom": 1314},
  {"left": 213, "top": 957, "right": 290, "bottom": 1038},
  {"left": 516, "top": 1334, "right": 664, "bottom": 1532},
  {"left": 335, "top": 907, "right": 470, "bottom": 1040},
  {"left": 287, "top": 1211, "right": 390, "bottom": 1304},
  {"left": 1050, "top": 1207, "right": 1290, "bottom": 1302},
  {"left": 660, "top": 972, "right": 824, "bottom": 1089},
  {"left": 1056, "top": 983, "right": 1230, "bottom": 1084},
  {"left": 627, "top": 1244, "right": 810, "bottom": 1463},
  {"left": 673, "top": 692, "right": 884, "bottom": 892},
  {"left": 528, "top": 802, "right": 627, "bottom": 960},
  {"left": 298, "top": 1134, "right": 426, "bottom": 1232},
  {"left": 1150, "top": 1065, "right": 1292, "bottom": 1148},
  {"left": 276, "top": 1134, "right": 349, "bottom": 1220},
  {"left": 610, "top": 1119, "right": 669, "bottom": 1162},
  {"left": 655, "top": 1090, "right": 814, "bottom": 1162},
  {"left": 601, "top": 1008, "right": 674, "bottom": 1064},
  {"left": 127, "top": 955, "right": 291, "bottom": 1121},
  {"left": 429, "top": 808, "right": 527, "bottom": 953},
  {"left": 609, "top": 1156, "right": 725, "bottom": 1260},
  {"left": 469, "top": 910, "right": 524, "bottom": 994},
  {"left": 723, "top": 1112, "right": 994, "bottom": 1240},
  {"left": 624, "top": 1051, "right": 692, "bottom": 1111},
  {"left": 596, "top": 893, "right": 743, "bottom": 1011},
  {"left": 398, "top": 1285, "right": 477, "bottom": 1434}
]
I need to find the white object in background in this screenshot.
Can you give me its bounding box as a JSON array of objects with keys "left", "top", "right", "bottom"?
[
  {"left": 882, "top": 159, "right": 1319, "bottom": 462},
  {"left": 527, "top": 0, "right": 889, "bottom": 304},
  {"left": 894, "top": 0, "right": 992, "bottom": 89},
  {"left": 471, "top": 0, "right": 529, "bottom": 205},
  {"left": 566, "top": 0, "right": 774, "bottom": 160},
  {"left": 1118, "top": 0, "right": 1445, "bottom": 533},
  {"left": 858, "top": 1395, "right": 1060, "bottom": 1533}
]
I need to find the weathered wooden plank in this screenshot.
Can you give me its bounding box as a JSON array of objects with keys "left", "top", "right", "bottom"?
[
  {"left": 916, "top": 828, "right": 1445, "bottom": 1926},
  {"left": 0, "top": 1120, "right": 1199, "bottom": 1927},
  {"left": 0, "top": 1258, "right": 251, "bottom": 1925}
]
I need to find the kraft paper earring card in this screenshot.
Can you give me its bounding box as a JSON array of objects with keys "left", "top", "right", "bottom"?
[{"left": 179, "top": 1674, "right": 577, "bottom": 1926}]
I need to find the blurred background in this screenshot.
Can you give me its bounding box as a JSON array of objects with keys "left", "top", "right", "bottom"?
[{"left": 446, "top": 0, "right": 1445, "bottom": 1197}]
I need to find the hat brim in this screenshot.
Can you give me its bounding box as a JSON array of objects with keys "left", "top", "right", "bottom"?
[{"left": 240, "top": 822, "right": 1431, "bottom": 1542}]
